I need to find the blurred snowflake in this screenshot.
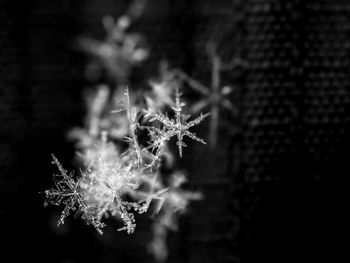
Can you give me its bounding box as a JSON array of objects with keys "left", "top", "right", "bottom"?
[{"left": 78, "top": 1, "right": 149, "bottom": 84}]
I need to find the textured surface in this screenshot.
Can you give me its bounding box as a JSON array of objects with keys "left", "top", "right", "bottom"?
[
  {"left": 0, "top": 0, "right": 348, "bottom": 262},
  {"left": 237, "top": 1, "right": 349, "bottom": 262}
]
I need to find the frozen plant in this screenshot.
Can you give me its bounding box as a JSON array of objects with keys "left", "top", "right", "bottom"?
[{"left": 43, "top": 154, "right": 106, "bottom": 233}]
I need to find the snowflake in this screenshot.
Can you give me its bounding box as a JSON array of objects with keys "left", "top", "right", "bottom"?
[
  {"left": 167, "top": 43, "right": 246, "bottom": 147},
  {"left": 43, "top": 154, "right": 106, "bottom": 234},
  {"left": 43, "top": 87, "right": 206, "bottom": 237},
  {"left": 77, "top": 0, "right": 150, "bottom": 83},
  {"left": 144, "top": 88, "right": 209, "bottom": 157},
  {"left": 78, "top": 13, "right": 148, "bottom": 83},
  {"left": 43, "top": 3, "right": 206, "bottom": 255}
]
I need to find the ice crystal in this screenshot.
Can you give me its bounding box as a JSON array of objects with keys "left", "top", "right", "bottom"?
[
  {"left": 44, "top": 87, "right": 206, "bottom": 236},
  {"left": 43, "top": 2, "right": 206, "bottom": 260},
  {"left": 78, "top": 7, "right": 148, "bottom": 83},
  {"left": 51, "top": 133, "right": 143, "bottom": 234},
  {"left": 43, "top": 154, "right": 107, "bottom": 232},
  {"left": 165, "top": 43, "right": 246, "bottom": 147},
  {"left": 144, "top": 88, "right": 209, "bottom": 157}
]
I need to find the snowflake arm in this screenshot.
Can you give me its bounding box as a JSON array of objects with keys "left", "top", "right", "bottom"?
[
  {"left": 171, "top": 69, "right": 209, "bottom": 95},
  {"left": 112, "top": 87, "right": 144, "bottom": 167}
]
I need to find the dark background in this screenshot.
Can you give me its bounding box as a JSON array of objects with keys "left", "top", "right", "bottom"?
[{"left": 0, "top": 0, "right": 348, "bottom": 262}]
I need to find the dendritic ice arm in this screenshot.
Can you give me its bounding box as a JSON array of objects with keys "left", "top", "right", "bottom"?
[
  {"left": 144, "top": 88, "right": 209, "bottom": 157},
  {"left": 112, "top": 87, "right": 145, "bottom": 168}
]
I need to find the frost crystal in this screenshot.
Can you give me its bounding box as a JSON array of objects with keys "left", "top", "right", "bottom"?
[
  {"left": 144, "top": 88, "right": 209, "bottom": 157},
  {"left": 44, "top": 154, "right": 102, "bottom": 230}
]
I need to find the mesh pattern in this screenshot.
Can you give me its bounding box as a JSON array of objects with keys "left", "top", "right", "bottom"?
[{"left": 237, "top": 0, "right": 350, "bottom": 262}]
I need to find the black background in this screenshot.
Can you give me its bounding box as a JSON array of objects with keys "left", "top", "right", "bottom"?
[{"left": 0, "top": 0, "right": 348, "bottom": 262}]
